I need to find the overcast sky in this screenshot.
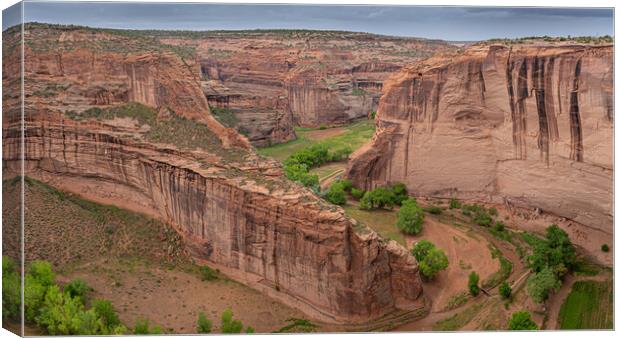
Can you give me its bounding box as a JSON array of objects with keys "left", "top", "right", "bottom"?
[{"left": 2, "top": 2, "right": 614, "bottom": 40}]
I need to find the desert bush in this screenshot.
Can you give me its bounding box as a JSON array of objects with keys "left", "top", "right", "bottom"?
[
  {"left": 64, "top": 279, "right": 91, "bottom": 304},
  {"left": 499, "top": 281, "right": 512, "bottom": 299},
  {"left": 133, "top": 318, "right": 163, "bottom": 334},
  {"left": 396, "top": 198, "right": 425, "bottom": 235},
  {"left": 197, "top": 312, "right": 213, "bottom": 333},
  {"left": 449, "top": 198, "right": 461, "bottom": 209},
  {"left": 601, "top": 244, "right": 610, "bottom": 252},
  {"left": 92, "top": 299, "right": 121, "bottom": 328},
  {"left": 468, "top": 271, "right": 480, "bottom": 296},
  {"left": 220, "top": 308, "right": 254, "bottom": 333},
  {"left": 508, "top": 311, "right": 537, "bottom": 330},
  {"left": 426, "top": 205, "right": 443, "bottom": 215},
  {"left": 200, "top": 265, "right": 219, "bottom": 281}
]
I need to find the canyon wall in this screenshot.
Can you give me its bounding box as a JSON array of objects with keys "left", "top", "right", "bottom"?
[
  {"left": 2, "top": 24, "right": 423, "bottom": 324},
  {"left": 347, "top": 44, "right": 613, "bottom": 262},
  {"left": 165, "top": 31, "right": 456, "bottom": 145}
]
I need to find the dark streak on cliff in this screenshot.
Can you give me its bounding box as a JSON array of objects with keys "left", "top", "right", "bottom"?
[{"left": 569, "top": 59, "right": 584, "bottom": 162}]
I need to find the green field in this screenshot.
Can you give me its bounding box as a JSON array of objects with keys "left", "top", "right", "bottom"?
[
  {"left": 343, "top": 206, "right": 405, "bottom": 246},
  {"left": 558, "top": 280, "right": 613, "bottom": 329},
  {"left": 257, "top": 120, "right": 375, "bottom": 162}
]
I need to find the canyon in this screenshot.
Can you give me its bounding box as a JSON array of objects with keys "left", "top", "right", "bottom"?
[
  {"left": 347, "top": 43, "right": 613, "bottom": 265},
  {"left": 2, "top": 23, "right": 424, "bottom": 325}
]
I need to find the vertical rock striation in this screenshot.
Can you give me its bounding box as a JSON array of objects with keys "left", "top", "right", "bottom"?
[{"left": 347, "top": 44, "right": 613, "bottom": 263}]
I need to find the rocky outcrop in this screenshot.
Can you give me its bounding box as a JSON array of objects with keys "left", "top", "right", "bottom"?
[
  {"left": 3, "top": 23, "right": 423, "bottom": 324},
  {"left": 175, "top": 31, "right": 456, "bottom": 145},
  {"left": 347, "top": 44, "right": 613, "bottom": 263}
]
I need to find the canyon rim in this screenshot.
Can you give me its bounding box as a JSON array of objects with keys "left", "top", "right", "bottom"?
[{"left": 1, "top": 2, "right": 615, "bottom": 335}]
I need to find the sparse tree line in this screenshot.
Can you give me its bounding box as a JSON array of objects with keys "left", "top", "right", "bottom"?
[{"left": 2, "top": 257, "right": 254, "bottom": 335}]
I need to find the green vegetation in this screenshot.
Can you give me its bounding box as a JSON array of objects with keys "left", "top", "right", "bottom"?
[
  {"left": 209, "top": 105, "right": 238, "bottom": 128},
  {"left": 351, "top": 88, "right": 367, "bottom": 96},
  {"left": 482, "top": 244, "right": 513, "bottom": 289},
  {"left": 351, "top": 187, "right": 365, "bottom": 200},
  {"left": 526, "top": 267, "right": 561, "bottom": 303},
  {"left": 273, "top": 318, "right": 317, "bottom": 333},
  {"left": 524, "top": 224, "right": 576, "bottom": 303},
  {"left": 65, "top": 102, "right": 247, "bottom": 162},
  {"left": 2, "top": 256, "right": 141, "bottom": 335},
  {"left": 449, "top": 198, "right": 461, "bottom": 209},
  {"left": 411, "top": 240, "right": 448, "bottom": 280},
  {"left": 282, "top": 144, "right": 349, "bottom": 191},
  {"left": 468, "top": 271, "right": 480, "bottom": 296},
  {"left": 601, "top": 244, "right": 610, "bottom": 252},
  {"left": 199, "top": 265, "right": 220, "bottom": 281},
  {"left": 499, "top": 281, "right": 512, "bottom": 300},
  {"left": 133, "top": 319, "right": 163, "bottom": 334},
  {"left": 461, "top": 203, "right": 493, "bottom": 227},
  {"left": 2, "top": 256, "right": 20, "bottom": 321},
  {"left": 221, "top": 308, "right": 254, "bottom": 333},
  {"left": 324, "top": 179, "right": 353, "bottom": 205},
  {"left": 558, "top": 280, "right": 613, "bottom": 329},
  {"left": 425, "top": 205, "right": 443, "bottom": 215},
  {"left": 197, "top": 312, "right": 213, "bottom": 333},
  {"left": 343, "top": 206, "right": 404, "bottom": 246},
  {"left": 370, "top": 111, "right": 377, "bottom": 119},
  {"left": 396, "top": 198, "right": 425, "bottom": 235},
  {"left": 258, "top": 119, "right": 375, "bottom": 162},
  {"left": 508, "top": 311, "right": 538, "bottom": 330},
  {"left": 359, "top": 183, "right": 408, "bottom": 210}
]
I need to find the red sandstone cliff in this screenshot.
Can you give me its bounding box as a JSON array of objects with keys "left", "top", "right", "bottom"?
[
  {"left": 2, "top": 23, "right": 423, "bottom": 324},
  {"left": 347, "top": 43, "right": 613, "bottom": 264}
]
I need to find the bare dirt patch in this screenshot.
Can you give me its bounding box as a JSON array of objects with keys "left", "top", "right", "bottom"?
[{"left": 58, "top": 261, "right": 306, "bottom": 333}]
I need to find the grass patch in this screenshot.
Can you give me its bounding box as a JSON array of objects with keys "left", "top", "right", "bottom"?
[
  {"left": 433, "top": 302, "right": 484, "bottom": 331},
  {"left": 209, "top": 106, "right": 238, "bottom": 128},
  {"left": 443, "top": 292, "right": 471, "bottom": 311},
  {"left": 558, "top": 280, "right": 613, "bottom": 329},
  {"left": 257, "top": 119, "right": 375, "bottom": 162},
  {"left": 273, "top": 318, "right": 317, "bottom": 333},
  {"left": 342, "top": 206, "right": 405, "bottom": 246}
]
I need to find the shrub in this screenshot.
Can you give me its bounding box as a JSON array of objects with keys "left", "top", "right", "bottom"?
[
  {"left": 468, "top": 271, "right": 480, "bottom": 296},
  {"left": 319, "top": 125, "right": 327, "bottom": 130},
  {"left": 527, "top": 224, "right": 575, "bottom": 277},
  {"left": 200, "top": 265, "right": 219, "bottom": 281},
  {"left": 351, "top": 188, "right": 365, "bottom": 200},
  {"left": 390, "top": 183, "right": 408, "bottom": 205},
  {"left": 28, "top": 260, "right": 56, "bottom": 287},
  {"left": 419, "top": 247, "right": 449, "bottom": 280},
  {"left": 411, "top": 240, "right": 435, "bottom": 262},
  {"left": 197, "top": 312, "right": 212, "bottom": 333},
  {"left": 426, "top": 205, "right": 442, "bottom": 215},
  {"left": 527, "top": 267, "right": 561, "bottom": 303},
  {"left": 327, "top": 147, "right": 352, "bottom": 162},
  {"left": 488, "top": 207, "right": 498, "bottom": 216},
  {"left": 3, "top": 256, "right": 21, "bottom": 320},
  {"left": 92, "top": 299, "right": 121, "bottom": 328},
  {"left": 493, "top": 221, "right": 505, "bottom": 232},
  {"left": 473, "top": 211, "right": 493, "bottom": 227},
  {"left": 133, "top": 319, "right": 162, "bottom": 334},
  {"left": 64, "top": 279, "right": 91, "bottom": 304},
  {"left": 25, "top": 275, "right": 48, "bottom": 322},
  {"left": 221, "top": 308, "right": 243, "bottom": 333},
  {"left": 370, "top": 111, "right": 377, "bottom": 119},
  {"left": 449, "top": 198, "right": 461, "bottom": 209},
  {"left": 499, "top": 281, "right": 512, "bottom": 299},
  {"left": 508, "top": 311, "right": 538, "bottom": 330},
  {"left": 601, "top": 244, "right": 610, "bottom": 252},
  {"left": 325, "top": 183, "right": 346, "bottom": 205},
  {"left": 396, "top": 198, "right": 425, "bottom": 235},
  {"left": 36, "top": 285, "right": 85, "bottom": 335}
]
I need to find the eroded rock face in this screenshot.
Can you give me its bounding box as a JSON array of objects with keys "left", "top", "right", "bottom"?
[
  {"left": 2, "top": 24, "right": 423, "bottom": 324},
  {"left": 176, "top": 31, "right": 456, "bottom": 145},
  {"left": 347, "top": 44, "right": 613, "bottom": 263}
]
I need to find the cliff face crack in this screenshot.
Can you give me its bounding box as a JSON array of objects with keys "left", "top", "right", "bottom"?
[
  {"left": 569, "top": 58, "right": 584, "bottom": 162},
  {"left": 533, "top": 56, "right": 550, "bottom": 166}
]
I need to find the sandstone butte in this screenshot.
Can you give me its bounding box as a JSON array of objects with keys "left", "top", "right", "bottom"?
[
  {"left": 2, "top": 24, "right": 424, "bottom": 324},
  {"left": 347, "top": 43, "right": 613, "bottom": 265}
]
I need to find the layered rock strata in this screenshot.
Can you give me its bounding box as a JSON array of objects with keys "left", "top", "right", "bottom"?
[
  {"left": 347, "top": 44, "right": 613, "bottom": 263},
  {"left": 2, "top": 23, "right": 423, "bottom": 324}
]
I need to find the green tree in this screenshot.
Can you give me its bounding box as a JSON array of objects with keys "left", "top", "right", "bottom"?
[
  {"left": 390, "top": 182, "right": 408, "bottom": 205},
  {"left": 221, "top": 308, "right": 243, "bottom": 333},
  {"left": 508, "top": 311, "right": 538, "bottom": 330},
  {"left": 64, "top": 279, "right": 91, "bottom": 304},
  {"left": 2, "top": 256, "right": 21, "bottom": 320},
  {"left": 419, "top": 248, "right": 449, "bottom": 280},
  {"left": 468, "top": 271, "right": 480, "bottom": 296},
  {"left": 527, "top": 224, "right": 575, "bottom": 278},
  {"left": 396, "top": 198, "right": 425, "bottom": 235},
  {"left": 133, "top": 318, "right": 162, "bottom": 334},
  {"left": 28, "top": 260, "right": 56, "bottom": 287},
  {"left": 601, "top": 244, "right": 610, "bottom": 252},
  {"left": 24, "top": 274, "right": 48, "bottom": 322},
  {"left": 36, "top": 285, "right": 84, "bottom": 335},
  {"left": 499, "top": 281, "right": 512, "bottom": 299},
  {"left": 197, "top": 312, "right": 212, "bottom": 333},
  {"left": 325, "top": 182, "right": 347, "bottom": 205},
  {"left": 526, "top": 267, "right": 561, "bottom": 303},
  {"left": 411, "top": 240, "right": 435, "bottom": 262}
]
